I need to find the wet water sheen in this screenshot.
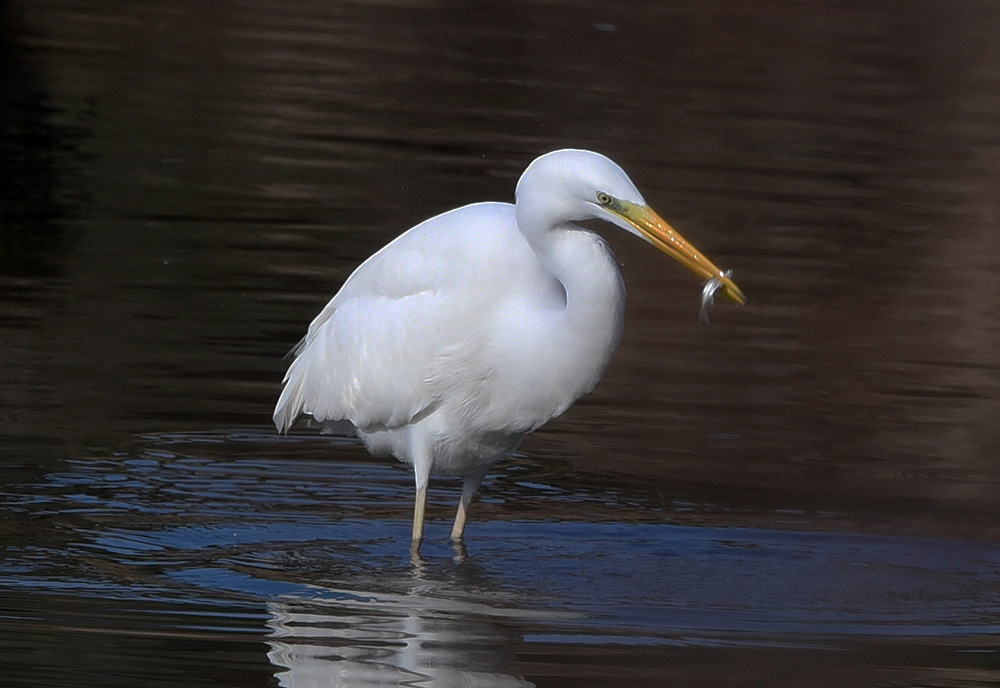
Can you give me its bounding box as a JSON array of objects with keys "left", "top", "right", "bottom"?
[{"left": 3, "top": 0, "right": 1000, "bottom": 686}]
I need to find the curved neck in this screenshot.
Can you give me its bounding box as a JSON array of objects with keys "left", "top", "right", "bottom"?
[{"left": 534, "top": 224, "right": 625, "bottom": 346}]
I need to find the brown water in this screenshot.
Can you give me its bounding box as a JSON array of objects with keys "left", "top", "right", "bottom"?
[{"left": 3, "top": 0, "right": 1000, "bottom": 686}]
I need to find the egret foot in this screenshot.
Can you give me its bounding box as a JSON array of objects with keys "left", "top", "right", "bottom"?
[{"left": 409, "top": 539, "right": 425, "bottom": 566}]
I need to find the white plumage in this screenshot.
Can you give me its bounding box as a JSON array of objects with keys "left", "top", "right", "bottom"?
[{"left": 274, "top": 149, "right": 744, "bottom": 552}]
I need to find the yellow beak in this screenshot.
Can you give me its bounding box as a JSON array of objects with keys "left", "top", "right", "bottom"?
[{"left": 615, "top": 200, "right": 746, "bottom": 305}]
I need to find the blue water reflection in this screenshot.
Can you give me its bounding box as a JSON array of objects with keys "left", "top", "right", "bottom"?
[{"left": 5, "top": 433, "right": 1000, "bottom": 646}]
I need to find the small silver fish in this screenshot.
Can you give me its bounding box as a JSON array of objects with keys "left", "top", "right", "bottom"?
[{"left": 699, "top": 269, "right": 733, "bottom": 324}]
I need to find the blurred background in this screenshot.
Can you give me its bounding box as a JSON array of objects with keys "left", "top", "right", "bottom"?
[{"left": 2, "top": 1, "right": 999, "bottom": 686}]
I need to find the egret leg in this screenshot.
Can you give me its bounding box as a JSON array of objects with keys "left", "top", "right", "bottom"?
[
  {"left": 411, "top": 483, "right": 428, "bottom": 551},
  {"left": 450, "top": 498, "right": 469, "bottom": 542},
  {"left": 409, "top": 427, "right": 433, "bottom": 554},
  {"left": 450, "top": 469, "right": 488, "bottom": 542}
]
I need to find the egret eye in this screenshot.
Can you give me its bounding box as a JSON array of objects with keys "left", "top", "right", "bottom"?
[{"left": 597, "top": 192, "right": 612, "bottom": 206}]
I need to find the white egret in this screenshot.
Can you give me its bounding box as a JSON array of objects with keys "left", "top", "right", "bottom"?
[{"left": 274, "top": 149, "right": 745, "bottom": 552}]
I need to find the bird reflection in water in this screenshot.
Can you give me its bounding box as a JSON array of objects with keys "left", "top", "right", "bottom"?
[{"left": 265, "top": 558, "right": 562, "bottom": 687}]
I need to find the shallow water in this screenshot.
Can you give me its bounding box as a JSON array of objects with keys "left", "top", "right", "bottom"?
[{"left": 3, "top": 0, "right": 1000, "bottom": 686}]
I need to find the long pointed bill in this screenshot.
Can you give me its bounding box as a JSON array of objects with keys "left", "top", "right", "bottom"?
[{"left": 615, "top": 200, "right": 746, "bottom": 305}]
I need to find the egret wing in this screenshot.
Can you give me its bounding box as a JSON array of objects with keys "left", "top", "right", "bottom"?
[{"left": 274, "top": 203, "right": 518, "bottom": 434}]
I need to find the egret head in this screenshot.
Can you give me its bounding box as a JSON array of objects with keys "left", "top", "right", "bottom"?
[
  {"left": 516, "top": 149, "right": 642, "bottom": 227},
  {"left": 515, "top": 149, "right": 745, "bottom": 305}
]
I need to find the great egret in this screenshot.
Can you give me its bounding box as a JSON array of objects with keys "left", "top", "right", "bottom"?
[{"left": 274, "top": 149, "right": 745, "bottom": 552}]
